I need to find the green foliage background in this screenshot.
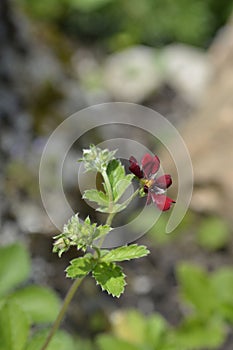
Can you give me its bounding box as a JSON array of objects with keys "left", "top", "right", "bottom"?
[{"left": 19, "top": 0, "right": 233, "bottom": 49}]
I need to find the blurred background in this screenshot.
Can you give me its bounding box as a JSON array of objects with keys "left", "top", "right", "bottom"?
[{"left": 1, "top": 0, "right": 233, "bottom": 349}]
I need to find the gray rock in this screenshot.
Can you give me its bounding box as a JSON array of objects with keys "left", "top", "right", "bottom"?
[
  {"left": 0, "top": 221, "right": 19, "bottom": 245},
  {"left": 162, "top": 44, "right": 213, "bottom": 106},
  {"left": 15, "top": 201, "right": 52, "bottom": 233},
  {"left": 103, "top": 46, "right": 163, "bottom": 103}
]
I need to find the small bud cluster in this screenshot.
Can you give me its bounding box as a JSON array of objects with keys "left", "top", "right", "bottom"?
[
  {"left": 53, "top": 214, "right": 111, "bottom": 257},
  {"left": 79, "top": 144, "right": 117, "bottom": 172}
]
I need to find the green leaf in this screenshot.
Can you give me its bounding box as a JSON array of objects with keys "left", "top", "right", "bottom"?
[
  {"left": 9, "top": 285, "right": 61, "bottom": 324},
  {"left": 74, "top": 338, "right": 93, "bottom": 350},
  {"left": 211, "top": 267, "right": 233, "bottom": 323},
  {"left": 69, "top": 0, "right": 114, "bottom": 12},
  {"left": 25, "top": 329, "right": 75, "bottom": 350},
  {"left": 102, "top": 245, "right": 149, "bottom": 262},
  {"left": 97, "top": 335, "right": 140, "bottom": 350},
  {"left": 197, "top": 217, "right": 230, "bottom": 251},
  {"left": 0, "top": 243, "right": 30, "bottom": 297},
  {"left": 172, "top": 317, "right": 226, "bottom": 349},
  {"left": 83, "top": 186, "right": 135, "bottom": 213},
  {"left": 94, "top": 225, "right": 112, "bottom": 240},
  {"left": 66, "top": 255, "right": 95, "bottom": 279},
  {"left": 107, "top": 160, "right": 133, "bottom": 202},
  {"left": 217, "top": 302, "right": 233, "bottom": 324},
  {"left": 83, "top": 189, "right": 109, "bottom": 208},
  {"left": 112, "top": 309, "right": 146, "bottom": 344},
  {"left": 0, "top": 301, "right": 29, "bottom": 350},
  {"left": 96, "top": 203, "right": 124, "bottom": 213},
  {"left": 92, "top": 262, "right": 126, "bottom": 297},
  {"left": 176, "top": 263, "right": 217, "bottom": 316},
  {"left": 146, "top": 313, "right": 169, "bottom": 347},
  {"left": 211, "top": 267, "right": 233, "bottom": 304},
  {"left": 115, "top": 177, "right": 134, "bottom": 200}
]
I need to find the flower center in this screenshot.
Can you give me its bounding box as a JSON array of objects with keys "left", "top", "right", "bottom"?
[{"left": 142, "top": 179, "right": 154, "bottom": 188}]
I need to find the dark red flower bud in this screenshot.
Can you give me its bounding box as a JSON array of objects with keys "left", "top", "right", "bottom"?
[{"left": 129, "top": 156, "right": 143, "bottom": 178}]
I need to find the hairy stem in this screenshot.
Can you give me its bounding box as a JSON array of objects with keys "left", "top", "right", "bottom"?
[
  {"left": 102, "top": 170, "right": 113, "bottom": 205},
  {"left": 40, "top": 277, "right": 84, "bottom": 350},
  {"left": 96, "top": 212, "right": 116, "bottom": 250},
  {"left": 40, "top": 169, "right": 132, "bottom": 349},
  {"left": 121, "top": 188, "right": 139, "bottom": 208},
  {"left": 40, "top": 212, "right": 115, "bottom": 350},
  {"left": 106, "top": 212, "right": 115, "bottom": 226}
]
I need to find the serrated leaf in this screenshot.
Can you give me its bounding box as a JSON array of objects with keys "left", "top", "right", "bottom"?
[
  {"left": 102, "top": 245, "right": 150, "bottom": 263},
  {"left": 85, "top": 215, "right": 91, "bottom": 224},
  {"left": 92, "top": 262, "right": 126, "bottom": 297},
  {"left": 0, "top": 301, "right": 29, "bottom": 350},
  {"left": 66, "top": 255, "right": 94, "bottom": 279},
  {"left": 94, "top": 225, "right": 112, "bottom": 240},
  {"left": 83, "top": 189, "right": 109, "bottom": 207},
  {"left": 107, "top": 160, "right": 133, "bottom": 201},
  {"left": 25, "top": 329, "right": 75, "bottom": 350},
  {"left": 0, "top": 243, "right": 30, "bottom": 297},
  {"left": 9, "top": 285, "right": 61, "bottom": 324}
]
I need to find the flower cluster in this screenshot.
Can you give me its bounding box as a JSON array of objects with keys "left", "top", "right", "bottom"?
[{"left": 129, "top": 153, "right": 175, "bottom": 211}]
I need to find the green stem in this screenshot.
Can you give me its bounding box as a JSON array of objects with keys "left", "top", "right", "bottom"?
[
  {"left": 40, "top": 171, "right": 134, "bottom": 349},
  {"left": 106, "top": 212, "right": 115, "bottom": 226},
  {"left": 121, "top": 188, "right": 139, "bottom": 208},
  {"left": 40, "top": 212, "right": 115, "bottom": 350},
  {"left": 40, "top": 277, "right": 84, "bottom": 350},
  {"left": 96, "top": 212, "right": 116, "bottom": 250},
  {"left": 102, "top": 169, "right": 113, "bottom": 204}
]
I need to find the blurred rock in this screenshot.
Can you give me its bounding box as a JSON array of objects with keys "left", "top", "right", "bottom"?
[
  {"left": 0, "top": 0, "right": 87, "bottom": 241},
  {"left": 132, "top": 275, "right": 153, "bottom": 295},
  {"left": 162, "top": 22, "right": 233, "bottom": 223},
  {"left": 71, "top": 48, "right": 111, "bottom": 105},
  {"left": 0, "top": 221, "right": 19, "bottom": 245},
  {"left": 14, "top": 201, "right": 52, "bottom": 233},
  {"left": 103, "top": 46, "right": 163, "bottom": 103},
  {"left": 162, "top": 44, "right": 213, "bottom": 106}
]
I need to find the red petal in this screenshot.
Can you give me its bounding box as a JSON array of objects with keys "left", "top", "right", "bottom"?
[
  {"left": 141, "top": 153, "right": 160, "bottom": 179},
  {"left": 151, "top": 193, "right": 175, "bottom": 211},
  {"left": 129, "top": 156, "right": 143, "bottom": 178},
  {"left": 154, "top": 175, "right": 172, "bottom": 189},
  {"left": 146, "top": 192, "right": 152, "bottom": 205}
]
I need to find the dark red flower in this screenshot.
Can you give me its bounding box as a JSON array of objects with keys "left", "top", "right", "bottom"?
[{"left": 129, "top": 153, "right": 175, "bottom": 211}]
